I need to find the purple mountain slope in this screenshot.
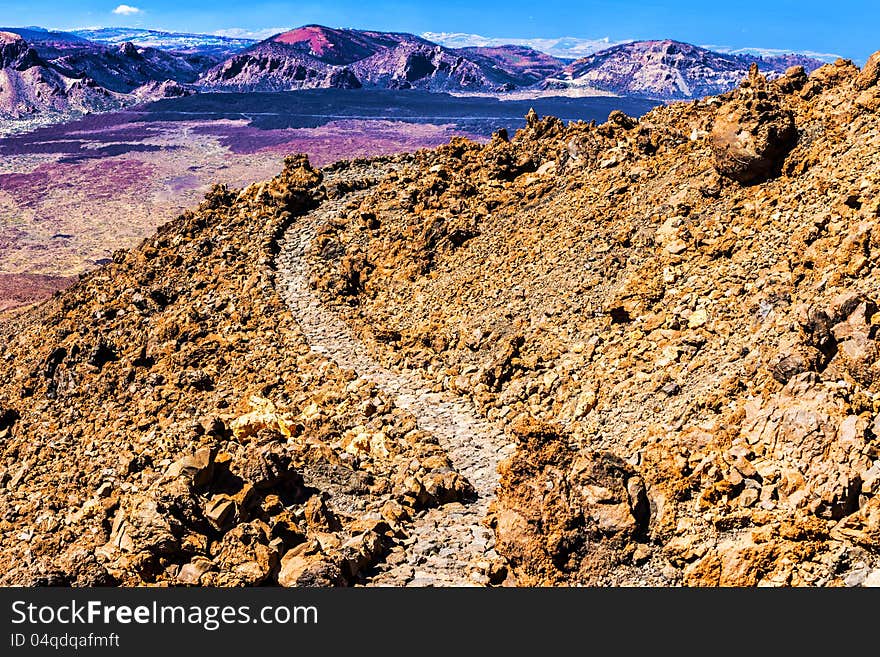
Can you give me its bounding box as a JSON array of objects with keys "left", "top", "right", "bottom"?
[{"left": 549, "top": 40, "right": 825, "bottom": 99}]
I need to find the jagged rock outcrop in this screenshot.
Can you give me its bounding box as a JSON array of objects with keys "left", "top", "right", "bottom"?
[
  {"left": 0, "top": 31, "right": 41, "bottom": 69},
  {"left": 132, "top": 78, "right": 195, "bottom": 100},
  {"left": 857, "top": 51, "right": 880, "bottom": 90}
]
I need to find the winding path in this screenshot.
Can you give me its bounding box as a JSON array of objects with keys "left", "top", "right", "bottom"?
[{"left": 275, "top": 163, "right": 514, "bottom": 586}]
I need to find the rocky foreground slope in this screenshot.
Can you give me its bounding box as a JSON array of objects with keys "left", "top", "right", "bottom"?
[
  {"left": 309, "top": 56, "right": 880, "bottom": 585},
  {"left": 2, "top": 53, "right": 880, "bottom": 587},
  {"left": 0, "top": 157, "right": 479, "bottom": 586}
]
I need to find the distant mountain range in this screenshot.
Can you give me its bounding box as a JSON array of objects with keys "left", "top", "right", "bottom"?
[
  {"left": 548, "top": 40, "right": 824, "bottom": 100},
  {"left": 0, "top": 23, "right": 828, "bottom": 121},
  {"left": 70, "top": 27, "right": 257, "bottom": 57},
  {"left": 424, "top": 31, "right": 841, "bottom": 64},
  {"left": 198, "top": 25, "right": 823, "bottom": 96}
]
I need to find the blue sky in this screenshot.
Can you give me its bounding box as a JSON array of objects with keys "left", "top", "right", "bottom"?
[{"left": 2, "top": 1, "right": 879, "bottom": 61}]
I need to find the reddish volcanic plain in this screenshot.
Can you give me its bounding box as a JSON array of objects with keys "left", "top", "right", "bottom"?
[
  {"left": 0, "top": 86, "right": 656, "bottom": 314},
  {"left": 0, "top": 111, "right": 475, "bottom": 313}
]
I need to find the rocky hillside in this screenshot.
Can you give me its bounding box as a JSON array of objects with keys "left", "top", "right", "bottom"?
[
  {"left": 0, "top": 157, "right": 473, "bottom": 586},
  {"left": 455, "top": 45, "right": 565, "bottom": 86},
  {"left": 308, "top": 55, "right": 880, "bottom": 585},
  {"left": 0, "top": 32, "right": 124, "bottom": 119},
  {"left": 198, "top": 39, "right": 360, "bottom": 91},
  {"left": 549, "top": 40, "right": 824, "bottom": 99},
  {"left": 3, "top": 50, "right": 880, "bottom": 588},
  {"left": 49, "top": 41, "right": 211, "bottom": 93},
  {"left": 0, "top": 31, "right": 207, "bottom": 123},
  {"left": 199, "top": 25, "right": 558, "bottom": 92}
]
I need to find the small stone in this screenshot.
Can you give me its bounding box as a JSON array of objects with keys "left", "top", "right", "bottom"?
[
  {"left": 666, "top": 239, "right": 688, "bottom": 255},
  {"left": 470, "top": 570, "right": 490, "bottom": 585},
  {"left": 661, "top": 564, "right": 680, "bottom": 581},
  {"left": 632, "top": 544, "right": 652, "bottom": 565},
  {"left": 380, "top": 500, "right": 410, "bottom": 527},
  {"left": 278, "top": 550, "right": 343, "bottom": 587},
  {"left": 177, "top": 558, "right": 213, "bottom": 585},
  {"left": 864, "top": 570, "right": 880, "bottom": 587},
  {"left": 204, "top": 497, "right": 236, "bottom": 530},
  {"left": 688, "top": 308, "right": 708, "bottom": 329},
  {"left": 95, "top": 481, "right": 114, "bottom": 498},
  {"left": 738, "top": 488, "right": 760, "bottom": 508},
  {"left": 535, "top": 161, "right": 557, "bottom": 176},
  {"left": 165, "top": 446, "right": 215, "bottom": 487}
]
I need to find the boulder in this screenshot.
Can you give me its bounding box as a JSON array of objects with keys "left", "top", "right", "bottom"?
[
  {"left": 278, "top": 547, "right": 344, "bottom": 587},
  {"left": 233, "top": 443, "right": 300, "bottom": 491},
  {"left": 710, "top": 65, "right": 796, "bottom": 184},
  {"left": 774, "top": 65, "right": 808, "bottom": 94},
  {"left": 209, "top": 522, "right": 278, "bottom": 586},
  {"left": 491, "top": 418, "right": 648, "bottom": 585},
  {"left": 107, "top": 499, "right": 181, "bottom": 555},
  {"left": 0, "top": 407, "right": 19, "bottom": 434}
]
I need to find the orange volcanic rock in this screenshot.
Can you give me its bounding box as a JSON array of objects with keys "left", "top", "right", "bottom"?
[{"left": 5, "top": 47, "right": 880, "bottom": 588}]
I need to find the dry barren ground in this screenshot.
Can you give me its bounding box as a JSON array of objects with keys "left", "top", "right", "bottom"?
[{"left": 0, "top": 113, "right": 470, "bottom": 310}]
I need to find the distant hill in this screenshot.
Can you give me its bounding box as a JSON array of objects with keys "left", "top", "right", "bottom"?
[
  {"left": 201, "top": 25, "right": 566, "bottom": 92},
  {"left": 424, "top": 31, "right": 624, "bottom": 60},
  {"left": 0, "top": 31, "right": 124, "bottom": 118},
  {"left": 548, "top": 39, "right": 825, "bottom": 99},
  {"left": 454, "top": 45, "right": 565, "bottom": 85},
  {"left": 0, "top": 26, "right": 91, "bottom": 59},
  {"left": 0, "top": 26, "right": 88, "bottom": 45},
  {"left": 51, "top": 41, "right": 210, "bottom": 93}
]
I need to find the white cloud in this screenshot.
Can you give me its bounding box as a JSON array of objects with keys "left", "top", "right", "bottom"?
[
  {"left": 213, "top": 27, "right": 290, "bottom": 41},
  {"left": 113, "top": 4, "right": 143, "bottom": 15}
]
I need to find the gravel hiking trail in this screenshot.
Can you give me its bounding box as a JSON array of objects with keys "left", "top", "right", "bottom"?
[{"left": 276, "top": 162, "right": 513, "bottom": 586}]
